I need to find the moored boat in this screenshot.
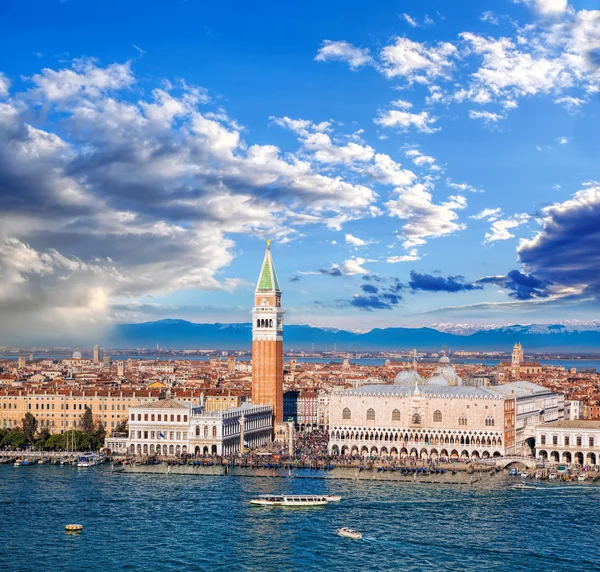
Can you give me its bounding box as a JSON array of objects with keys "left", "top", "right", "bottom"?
[
  {"left": 325, "top": 495, "right": 342, "bottom": 502},
  {"left": 337, "top": 527, "right": 362, "bottom": 540},
  {"left": 250, "top": 495, "right": 330, "bottom": 507},
  {"left": 77, "top": 453, "right": 99, "bottom": 468}
]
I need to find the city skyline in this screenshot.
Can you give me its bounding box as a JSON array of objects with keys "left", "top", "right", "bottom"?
[{"left": 0, "top": 0, "right": 599, "bottom": 346}]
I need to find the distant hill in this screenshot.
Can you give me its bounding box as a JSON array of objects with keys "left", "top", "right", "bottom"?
[{"left": 108, "top": 319, "right": 600, "bottom": 351}]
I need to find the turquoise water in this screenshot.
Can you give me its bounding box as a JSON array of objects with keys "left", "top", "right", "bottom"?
[{"left": 0, "top": 466, "right": 599, "bottom": 571}]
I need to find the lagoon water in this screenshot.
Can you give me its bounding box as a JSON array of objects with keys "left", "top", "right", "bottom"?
[{"left": 1, "top": 466, "right": 599, "bottom": 571}]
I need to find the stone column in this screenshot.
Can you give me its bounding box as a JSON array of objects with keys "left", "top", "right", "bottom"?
[
  {"left": 239, "top": 415, "right": 245, "bottom": 456},
  {"left": 288, "top": 421, "right": 294, "bottom": 457}
]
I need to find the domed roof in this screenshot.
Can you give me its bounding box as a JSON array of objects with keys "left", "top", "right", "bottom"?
[
  {"left": 424, "top": 353, "right": 463, "bottom": 387},
  {"left": 72, "top": 350, "right": 82, "bottom": 359},
  {"left": 394, "top": 368, "right": 421, "bottom": 386}
]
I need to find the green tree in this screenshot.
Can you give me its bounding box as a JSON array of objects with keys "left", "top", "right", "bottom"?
[
  {"left": 94, "top": 420, "right": 106, "bottom": 448},
  {"left": 37, "top": 427, "right": 51, "bottom": 444},
  {"left": 22, "top": 413, "right": 37, "bottom": 444},
  {"left": 45, "top": 433, "right": 65, "bottom": 450},
  {"left": 114, "top": 418, "right": 128, "bottom": 434},
  {"left": 80, "top": 408, "right": 94, "bottom": 435},
  {"left": 1, "top": 430, "right": 25, "bottom": 449}
]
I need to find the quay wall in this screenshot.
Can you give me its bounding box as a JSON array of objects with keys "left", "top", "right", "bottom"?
[{"left": 122, "top": 463, "right": 497, "bottom": 483}]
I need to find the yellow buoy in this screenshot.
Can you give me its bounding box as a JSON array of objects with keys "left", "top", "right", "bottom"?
[{"left": 65, "top": 524, "right": 83, "bottom": 532}]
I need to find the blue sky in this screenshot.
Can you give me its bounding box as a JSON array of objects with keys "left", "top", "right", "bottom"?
[{"left": 0, "top": 0, "right": 599, "bottom": 343}]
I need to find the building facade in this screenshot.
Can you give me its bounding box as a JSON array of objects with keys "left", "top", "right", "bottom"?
[
  {"left": 536, "top": 420, "right": 600, "bottom": 465},
  {"left": 251, "top": 240, "right": 283, "bottom": 423},
  {"left": 328, "top": 354, "right": 559, "bottom": 459},
  {"left": 126, "top": 398, "right": 273, "bottom": 457}
]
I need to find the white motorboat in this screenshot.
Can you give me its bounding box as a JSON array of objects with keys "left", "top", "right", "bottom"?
[
  {"left": 325, "top": 495, "right": 342, "bottom": 502},
  {"left": 77, "top": 453, "right": 99, "bottom": 468},
  {"left": 337, "top": 527, "right": 362, "bottom": 540},
  {"left": 513, "top": 483, "right": 536, "bottom": 490},
  {"left": 250, "top": 495, "right": 330, "bottom": 507},
  {"left": 577, "top": 474, "right": 587, "bottom": 481}
]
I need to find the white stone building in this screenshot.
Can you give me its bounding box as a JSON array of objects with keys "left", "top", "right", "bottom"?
[
  {"left": 536, "top": 420, "right": 600, "bottom": 465},
  {"left": 126, "top": 398, "right": 272, "bottom": 457},
  {"left": 328, "top": 354, "right": 561, "bottom": 460},
  {"left": 492, "top": 381, "right": 563, "bottom": 455}
]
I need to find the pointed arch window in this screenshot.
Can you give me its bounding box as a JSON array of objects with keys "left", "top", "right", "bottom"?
[
  {"left": 433, "top": 410, "right": 442, "bottom": 423},
  {"left": 342, "top": 407, "right": 351, "bottom": 420},
  {"left": 392, "top": 409, "right": 401, "bottom": 422},
  {"left": 412, "top": 413, "right": 421, "bottom": 425},
  {"left": 366, "top": 408, "right": 375, "bottom": 421}
]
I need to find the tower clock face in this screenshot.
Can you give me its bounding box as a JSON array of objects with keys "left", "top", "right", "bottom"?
[{"left": 260, "top": 298, "right": 269, "bottom": 306}]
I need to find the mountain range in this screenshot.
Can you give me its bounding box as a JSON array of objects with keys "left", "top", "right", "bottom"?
[{"left": 108, "top": 319, "right": 600, "bottom": 352}]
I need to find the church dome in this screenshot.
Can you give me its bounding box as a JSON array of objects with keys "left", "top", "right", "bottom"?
[
  {"left": 424, "top": 353, "right": 463, "bottom": 387},
  {"left": 72, "top": 350, "right": 82, "bottom": 359},
  {"left": 394, "top": 368, "right": 421, "bottom": 386}
]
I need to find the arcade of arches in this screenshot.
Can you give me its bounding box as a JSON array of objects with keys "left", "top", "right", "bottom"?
[{"left": 329, "top": 426, "right": 504, "bottom": 459}]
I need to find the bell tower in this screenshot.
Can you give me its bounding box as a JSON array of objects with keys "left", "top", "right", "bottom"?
[{"left": 252, "top": 240, "right": 284, "bottom": 423}]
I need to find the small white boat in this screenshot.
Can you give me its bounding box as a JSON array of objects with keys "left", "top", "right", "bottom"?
[
  {"left": 549, "top": 472, "right": 558, "bottom": 480},
  {"left": 37, "top": 458, "right": 50, "bottom": 465},
  {"left": 337, "top": 527, "right": 362, "bottom": 540},
  {"left": 14, "top": 459, "right": 23, "bottom": 467},
  {"left": 77, "top": 453, "right": 99, "bottom": 468},
  {"left": 513, "top": 483, "right": 536, "bottom": 490},
  {"left": 577, "top": 474, "right": 587, "bottom": 481},
  {"left": 325, "top": 495, "right": 342, "bottom": 502},
  {"left": 250, "top": 495, "right": 329, "bottom": 507}
]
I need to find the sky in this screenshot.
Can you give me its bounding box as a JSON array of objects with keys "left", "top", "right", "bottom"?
[{"left": 0, "top": 0, "right": 599, "bottom": 345}]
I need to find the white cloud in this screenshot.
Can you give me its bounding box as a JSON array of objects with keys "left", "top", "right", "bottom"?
[
  {"left": 402, "top": 13, "right": 419, "bottom": 27},
  {"left": 315, "top": 40, "right": 373, "bottom": 70},
  {"left": 391, "top": 99, "right": 413, "bottom": 110},
  {"left": 345, "top": 233, "right": 367, "bottom": 247},
  {"left": 30, "top": 58, "right": 134, "bottom": 101},
  {"left": 340, "top": 257, "right": 370, "bottom": 275},
  {"left": 554, "top": 95, "right": 586, "bottom": 108},
  {"left": 484, "top": 213, "right": 530, "bottom": 242},
  {"left": 0, "top": 73, "right": 10, "bottom": 98},
  {"left": 379, "top": 37, "right": 458, "bottom": 82},
  {"left": 387, "top": 250, "right": 420, "bottom": 263},
  {"left": 386, "top": 182, "right": 467, "bottom": 250},
  {"left": 557, "top": 136, "right": 569, "bottom": 144},
  {"left": 468, "top": 110, "right": 504, "bottom": 123},
  {"left": 363, "top": 153, "right": 417, "bottom": 187},
  {"left": 480, "top": 11, "right": 500, "bottom": 25},
  {"left": 404, "top": 148, "right": 440, "bottom": 170},
  {"left": 446, "top": 179, "right": 483, "bottom": 193},
  {"left": 375, "top": 108, "right": 438, "bottom": 133},
  {"left": 529, "top": 0, "right": 569, "bottom": 16},
  {"left": 471, "top": 207, "right": 502, "bottom": 221}
]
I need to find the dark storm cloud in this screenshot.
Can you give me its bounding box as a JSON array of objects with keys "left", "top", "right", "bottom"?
[
  {"left": 360, "top": 283, "right": 378, "bottom": 294},
  {"left": 408, "top": 271, "right": 483, "bottom": 293},
  {"left": 477, "top": 271, "right": 553, "bottom": 300},
  {"left": 319, "top": 267, "right": 343, "bottom": 277},
  {"left": 517, "top": 187, "right": 600, "bottom": 299}
]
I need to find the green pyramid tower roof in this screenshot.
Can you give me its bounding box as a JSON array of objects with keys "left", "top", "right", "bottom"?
[{"left": 256, "top": 240, "right": 280, "bottom": 291}]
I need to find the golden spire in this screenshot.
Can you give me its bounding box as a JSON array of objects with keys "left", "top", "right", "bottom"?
[{"left": 266, "top": 239, "right": 271, "bottom": 249}]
